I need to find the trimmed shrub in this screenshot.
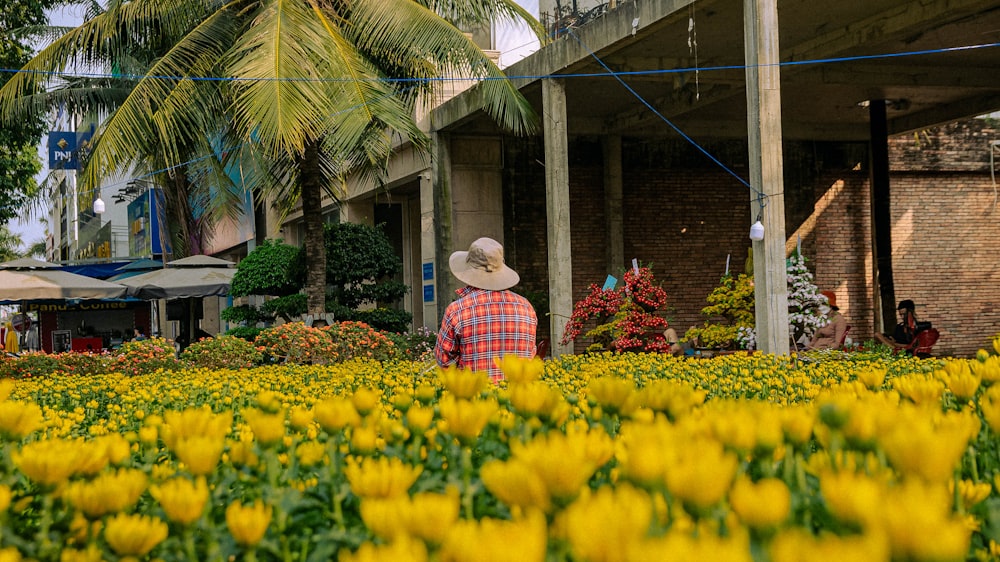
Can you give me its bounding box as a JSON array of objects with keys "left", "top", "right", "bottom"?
[
  {"left": 0, "top": 352, "right": 62, "bottom": 379},
  {"left": 254, "top": 322, "right": 339, "bottom": 365},
  {"left": 110, "top": 337, "right": 182, "bottom": 376},
  {"left": 181, "top": 335, "right": 263, "bottom": 370},
  {"left": 226, "top": 326, "right": 265, "bottom": 342},
  {"left": 325, "top": 321, "right": 400, "bottom": 362}
]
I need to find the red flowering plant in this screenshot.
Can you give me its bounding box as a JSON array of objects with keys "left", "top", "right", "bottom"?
[
  {"left": 254, "top": 322, "right": 339, "bottom": 365},
  {"left": 325, "top": 321, "right": 400, "bottom": 362},
  {"left": 561, "top": 266, "right": 672, "bottom": 353},
  {"left": 110, "top": 337, "right": 182, "bottom": 376}
]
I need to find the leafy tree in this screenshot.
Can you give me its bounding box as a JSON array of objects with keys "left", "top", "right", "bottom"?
[
  {"left": 0, "top": 0, "right": 55, "bottom": 224},
  {"left": 320, "top": 222, "right": 411, "bottom": 333},
  {"left": 1, "top": 0, "right": 543, "bottom": 316},
  {"left": 0, "top": 225, "right": 24, "bottom": 262},
  {"left": 225, "top": 239, "right": 305, "bottom": 323},
  {"left": 685, "top": 273, "right": 756, "bottom": 349}
]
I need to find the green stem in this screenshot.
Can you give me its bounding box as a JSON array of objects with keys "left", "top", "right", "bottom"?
[
  {"left": 461, "top": 447, "right": 474, "bottom": 519},
  {"left": 184, "top": 528, "right": 198, "bottom": 561}
]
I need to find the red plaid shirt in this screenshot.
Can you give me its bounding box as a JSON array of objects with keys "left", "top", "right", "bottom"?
[{"left": 435, "top": 287, "right": 538, "bottom": 381}]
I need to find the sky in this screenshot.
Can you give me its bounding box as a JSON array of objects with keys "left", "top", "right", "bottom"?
[{"left": 5, "top": 6, "right": 86, "bottom": 254}]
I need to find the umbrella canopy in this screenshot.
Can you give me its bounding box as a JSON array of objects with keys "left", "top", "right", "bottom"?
[
  {"left": 106, "top": 259, "right": 165, "bottom": 282},
  {"left": 0, "top": 259, "right": 129, "bottom": 301},
  {"left": 119, "top": 255, "right": 235, "bottom": 299}
]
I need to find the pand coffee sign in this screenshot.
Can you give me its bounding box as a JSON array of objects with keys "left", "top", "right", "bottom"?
[{"left": 27, "top": 302, "right": 131, "bottom": 312}]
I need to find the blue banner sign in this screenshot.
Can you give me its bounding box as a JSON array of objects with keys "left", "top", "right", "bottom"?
[{"left": 48, "top": 130, "right": 94, "bottom": 170}]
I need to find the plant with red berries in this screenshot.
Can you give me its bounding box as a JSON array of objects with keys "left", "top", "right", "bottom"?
[{"left": 561, "top": 266, "right": 672, "bottom": 353}]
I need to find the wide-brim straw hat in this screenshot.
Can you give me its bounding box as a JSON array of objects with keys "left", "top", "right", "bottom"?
[
  {"left": 449, "top": 237, "right": 520, "bottom": 291},
  {"left": 820, "top": 290, "right": 838, "bottom": 309}
]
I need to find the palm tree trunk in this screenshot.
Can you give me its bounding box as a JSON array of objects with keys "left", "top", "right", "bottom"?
[{"left": 300, "top": 139, "right": 327, "bottom": 315}]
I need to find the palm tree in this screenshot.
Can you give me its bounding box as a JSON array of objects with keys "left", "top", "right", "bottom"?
[
  {"left": 0, "top": 226, "right": 25, "bottom": 262},
  {"left": 2, "top": 0, "right": 542, "bottom": 314}
]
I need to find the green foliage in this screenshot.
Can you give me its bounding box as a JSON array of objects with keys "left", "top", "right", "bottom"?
[
  {"left": 225, "top": 326, "right": 264, "bottom": 342},
  {"left": 685, "top": 273, "right": 756, "bottom": 349},
  {"left": 55, "top": 352, "right": 110, "bottom": 377},
  {"left": 180, "top": 335, "right": 263, "bottom": 369},
  {"left": 0, "top": 0, "right": 50, "bottom": 224},
  {"left": 0, "top": 352, "right": 61, "bottom": 379},
  {"left": 320, "top": 223, "right": 409, "bottom": 310},
  {"left": 342, "top": 306, "right": 412, "bottom": 334},
  {"left": 220, "top": 304, "right": 268, "bottom": 325},
  {"left": 230, "top": 239, "right": 304, "bottom": 297},
  {"left": 110, "top": 337, "right": 182, "bottom": 376},
  {"left": 260, "top": 294, "right": 308, "bottom": 321}
]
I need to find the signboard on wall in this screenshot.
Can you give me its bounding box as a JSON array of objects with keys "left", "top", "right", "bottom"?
[{"left": 127, "top": 188, "right": 171, "bottom": 256}]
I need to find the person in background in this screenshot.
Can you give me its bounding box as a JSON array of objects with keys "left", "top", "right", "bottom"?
[
  {"left": 663, "top": 321, "right": 682, "bottom": 356},
  {"left": 806, "top": 290, "right": 848, "bottom": 350},
  {"left": 435, "top": 237, "right": 537, "bottom": 383},
  {"left": 133, "top": 328, "right": 146, "bottom": 341},
  {"left": 875, "top": 299, "right": 919, "bottom": 350}
]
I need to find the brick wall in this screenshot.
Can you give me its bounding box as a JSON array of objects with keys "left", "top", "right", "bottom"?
[{"left": 503, "top": 118, "right": 1000, "bottom": 357}]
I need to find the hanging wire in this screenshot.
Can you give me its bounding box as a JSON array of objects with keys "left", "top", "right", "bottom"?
[{"left": 567, "top": 28, "right": 760, "bottom": 198}]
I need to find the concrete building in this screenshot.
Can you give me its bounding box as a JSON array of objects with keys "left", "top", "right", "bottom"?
[{"left": 275, "top": 0, "right": 1000, "bottom": 357}]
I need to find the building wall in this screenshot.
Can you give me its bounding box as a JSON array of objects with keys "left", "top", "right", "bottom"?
[{"left": 503, "top": 118, "right": 1000, "bottom": 357}]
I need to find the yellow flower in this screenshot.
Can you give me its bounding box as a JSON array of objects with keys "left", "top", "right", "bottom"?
[
  {"left": 160, "top": 407, "right": 232, "bottom": 450},
  {"left": 244, "top": 407, "right": 286, "bottom": 447},
  {"left": 980, "top": 385, "right": 1000, "bottom": 433},
  {"left": 892, "top": 374, "right": 945, "bottom": 406},
  {"left": 971, "top": 356, "right": 1000, "bottom": 385},
  {"left": 770, "top": 529, "right": 889, "bottom": 562},
  {"left": 439, "top": 511, "right": 546, "bottom": 562},
  {"left": 63, "top": 469, "right": 147, "bottom": 518},
  {"left": 0, "top": 484, "right": 10, "bottom": 512},
  {"left": 558, "top": 485, "right": 651, "bottom": 562},
  {"left": 882, "top": 480, "right": 971, "bottom": 561},
  {"left": 313, "top": 398, "right": 361, "bottom": 432},
  {"left": 438, "top": 366, "right": 490, "bottom": 399},
  {"left": 351, "top": 388, "right": 381, "bottom": 417},
  {"left": 57, "top": 544, "right": 104, "bottom": 562},
  {"left": 508, "top": 428, "right": 610, "bottom": 503},
  {"left": 938, "top": 361, "right": 981, "bottom": 402},
  {"left": 951, "top": 479, "right": 992, "bottom": 511},
  {"left": 296, "top": 441, "right": 327, "bottom": 468},
  {"left": 361, "top": 491, "right": 459, "bottom": 544},
  {"left": 819, "top": 470, "right": 884, "bottom": 528},
  {"left": 665, "top": 439, "right": 738, "bottom": 512},
  {"left": 227, "top": 438, "right": 259, "bottom": 468},
  {"left": 856, "top": 366, "right": 888, "bottom": 389},
  {"left": 637, "top": 379, "right": 707, "bottom": 419},
  {"left": 225, "top": 500, "right": 272, "bottom": 547},
  {"left": 879, "top": 409, "right": 970, "bottom": 483},
  {"left": 289, "top": 406, "right": 314, "bottom": 430},
  {"left": 481, "top": 458, "right": 551, "bottom": 512},
  {"left": 173, "top": 435, "right": 226, "bottom": 476},
  {"left": 405, "top": 406, "right": 435, "bottom": 433},
  {"left": 150, "top": 476, "right": 209, "bottom": 525},
  {"left": 350, "top": 426, "right": 379, "bottom": 454},
  {"left": 0, "top": 400, "right": 44, "bottom": 440},
  {"left": 339, "top": 536, "right": 428, "bottom": 562},
  {"left": 345, "top": 456, "right": 422, "bottom": 499},
  {"left": 587, "top": 376, "right": 639, "bottom": 416},
  {"left": 12, "top": 438, "right": 85, "bottom": 486},
  {"left": 103, "top": 513, "right": 168, "bottom": 556},
  {"left": 496, "top": 355, "right": 545, "bottom": 384},
  {"left": 438, "top": 396, "right": 498, "bottom": 445},
  {"left": 508, "top": 382, "right": 568, "bottom": 423},
  {"left": 0, "top": 547, "right": 22, "bottom": 562},
  {"left": 729, "top": 477, "right": 790, "bottom": 528}
]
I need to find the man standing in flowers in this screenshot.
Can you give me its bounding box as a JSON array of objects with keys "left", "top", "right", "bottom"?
[{"left": 435, "top": 237, "right": 537, "bottom": 382}]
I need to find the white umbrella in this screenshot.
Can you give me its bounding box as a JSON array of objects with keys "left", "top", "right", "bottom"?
[
  {"left": 119, "top": 255, "right": 235, "bottom": 299},
  {"left": 0, "top": 259, "right": 128, "bottom": 301}
]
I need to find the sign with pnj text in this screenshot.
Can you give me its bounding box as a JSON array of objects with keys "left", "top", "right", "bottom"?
[{"left": 48, "top": 129, "right": 94, "bottom": 170}]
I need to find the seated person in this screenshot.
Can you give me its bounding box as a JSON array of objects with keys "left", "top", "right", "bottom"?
[
  {"left": 663, "top": 322, "right": 682, "bottom": 356},
  {"left": 874, "top": 299, "right": 920, "bottom": 350},
  {"left": 807, "top": 290, "right": 848, "bottom": 350}
]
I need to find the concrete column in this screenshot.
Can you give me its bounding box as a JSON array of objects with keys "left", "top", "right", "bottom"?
[
  {"left": 543, "top": 78, "right": 574, "bottom": 356},
  {"left": 603, "top": 135, "right": 625, "bottom": 274},
  {"left": 432, "top": 132, "right": 455, "bottom": 321},
  {"left": 419, "top": 170, "right": 439, "bottom": 330},
  {"left": 868, "top": 100, "right": 896, "bottom": 334},
  {"left": 744, "top": 0, "right": 790, "bottom": 355}
]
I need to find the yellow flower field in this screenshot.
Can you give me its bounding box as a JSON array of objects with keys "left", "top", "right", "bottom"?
[{"left": 2, "top": 343, "right": 1000, "bottom": 561}]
